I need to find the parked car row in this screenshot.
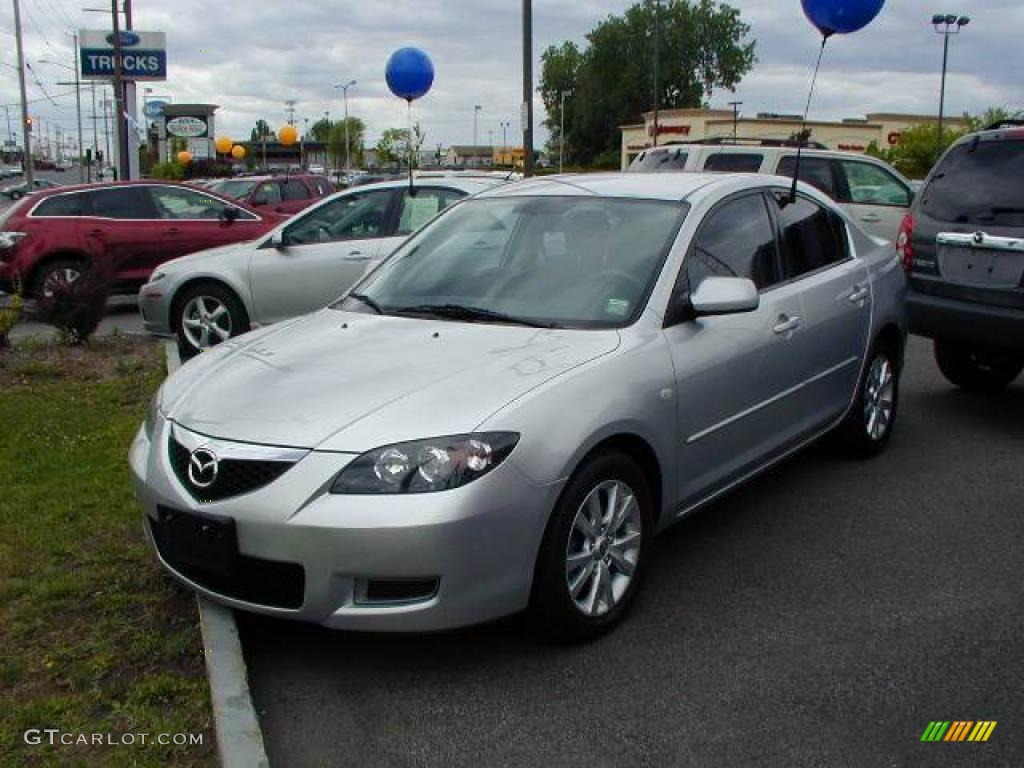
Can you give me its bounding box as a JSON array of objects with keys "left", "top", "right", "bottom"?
[{"left": 1, "top": 178, "right": 61, "bottom": 200}]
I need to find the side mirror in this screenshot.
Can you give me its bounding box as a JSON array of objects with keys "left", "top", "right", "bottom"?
[
  {"left": 270, "top": 231, "right": 286, "bottom": 248},
  {"left": 691, "top": 277, "right": 760, "bottom": 316},
  {"left": 219, "top": 206, "right": 240, "bottom": 223}
]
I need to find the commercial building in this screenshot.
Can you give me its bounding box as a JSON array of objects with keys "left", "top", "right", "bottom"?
[
  {"left": 620, "top": 108, "right": 969, "bottom": 169},
  {"left": 445, "top": 145, "right": 494, "bottom": 167}
]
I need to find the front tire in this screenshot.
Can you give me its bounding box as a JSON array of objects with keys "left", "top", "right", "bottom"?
[
  {"left": 174, "top": 282, "right": 249, "bottom": 360},
  {"left": 832, "top": 342, "right": 899, "bottom": 457},
  {"left": 934, "top": 341, "right": 1023, "bottom": 392},
  {"left": 530, "top": 451, "right": 653, "bottom": 642},
  {"left": 32, "top": 258, "right": 86, "bottom": 299}
]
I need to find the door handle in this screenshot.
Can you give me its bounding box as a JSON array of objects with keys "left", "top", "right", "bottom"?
[
  {"left": 164, "top": 227, "right": 181, "bottom": 234},
  {"left": 343, "top": 251, "right": 371, "bottom": 261},
  {"left": 88, "top": 228, "right": 105, "bottom": 236},
  {"left": 848, "top": 285, "right": 870, "bottom": 303},
  {"left": 773, "top": 315, "right": 802, "bottom": 335},
  {"left": 860, "top": 213, "right": 882, "bottom": 223}
]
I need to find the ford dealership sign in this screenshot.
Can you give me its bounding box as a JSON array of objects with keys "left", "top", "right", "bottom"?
[{"left": 79, "top": 29, "right": 167, "bottom": 81}]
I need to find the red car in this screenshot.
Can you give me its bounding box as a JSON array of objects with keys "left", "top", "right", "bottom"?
[
  {"left": 205, "top": 174, "right": 334, "bottom": 215},
  {"left": 0, "top": 181, "right": 284, "bottom": 297}
]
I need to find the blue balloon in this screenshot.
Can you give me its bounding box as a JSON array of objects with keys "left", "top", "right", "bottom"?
[
  {"left": 385, "top": 48, "right": 435, "bottom": 101},
  {"left": 801, "top": 0, "right": 885, "bottom": 36}
]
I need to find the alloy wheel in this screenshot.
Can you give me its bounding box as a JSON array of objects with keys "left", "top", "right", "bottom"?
[
  {"left": 181, "top": 295, "right": 232, "bottom": 350},
  {"left": 863, "top": 354, "right": 895, "bottom": 441},
  {"left": 41, "top": 266, "right": 82, "bottom": 299},
  {"left": 565, "top": 479, "right": 643, "bottom": 617}
]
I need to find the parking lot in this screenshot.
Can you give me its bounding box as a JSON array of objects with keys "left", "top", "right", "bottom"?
[{"left": 238, "top": 336, "right": 1022, "bottom": 767}]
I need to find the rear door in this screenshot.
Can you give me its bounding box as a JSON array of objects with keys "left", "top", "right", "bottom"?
[
  {"left": 277, "top": 178, "right": 314, "bottom": 214},
  {"left": 664, "top": 191, "right": 813, "bottom": 507},
  {"left": 83, "top": 186, "right": 165, "bottom": 282},
  {"left": 768, "top": 190, "right": 871, "bottom": 426},
  {"left": 249, "top": 188, "right": 397, "bottom": 323}
]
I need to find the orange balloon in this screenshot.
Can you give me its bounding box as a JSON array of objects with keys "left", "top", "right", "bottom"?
[
  {"left": 278, "top": 124, "right": 299, "bottom": 146},
  {"left": 231, "top": 144, "right": 246, "bottom": 160},
  {"left": 177, "top": 150, "right": 193, "bottom": 165},
  {"left": 215, "top": 136, "right": 233, "bottom": 154}
]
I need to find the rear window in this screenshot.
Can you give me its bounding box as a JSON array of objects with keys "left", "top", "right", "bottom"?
[
  {"left": 702, "top": 153, "right": 764, "bottom": 173},
  {"left": 922, "top": 138, "right": 1024, "bottom": 226},
  {"left": 628, "top": 148, "right": 688, "bottom": 172}
]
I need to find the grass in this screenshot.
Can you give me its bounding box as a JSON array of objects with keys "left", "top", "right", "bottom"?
[{"left": 0, "top": 337, "right": 215, "bottom": 767}]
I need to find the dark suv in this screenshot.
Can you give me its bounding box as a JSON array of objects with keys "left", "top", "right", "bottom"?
[{"left": 900, "top": 123, "right": 1024, "bottom": 391}]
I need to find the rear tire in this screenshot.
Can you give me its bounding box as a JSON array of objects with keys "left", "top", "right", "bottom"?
[
  {"left": 934, "top": 341, "right": 1023, "bottom": 392},
  {"left": 831, "top": 341, "right": 900, "bottom": 458},
  {"left": 530, "top": 451, "right": 653, "bottom": 643},
  {"left": 174, "top": 282, "right": 249, "bottom": 360}
]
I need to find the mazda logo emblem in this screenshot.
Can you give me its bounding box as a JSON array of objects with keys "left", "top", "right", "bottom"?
[
  {"left": 188, "top": 448, "right": 220, "bottom": 489},
  {"left": 972, "top": 231, "right": 985, "bottom": 245}
]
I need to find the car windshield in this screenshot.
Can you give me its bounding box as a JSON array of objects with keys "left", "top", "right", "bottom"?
[
  {"left": 209, "top": 179, "right": 259, "bottom": 200},
  {"left": 922, "top": 139, "right": 1024, "bottom": 226},
  {"left": 337, "top": 196, "right": 686, "bottom": 329}
]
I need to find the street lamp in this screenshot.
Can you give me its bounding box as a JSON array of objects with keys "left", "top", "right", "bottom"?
[
  {"left": 334, "top": 80, "right": 356, "bottom": 173},
  {"left": 932, "top": 13, "right": 970, "bottom": 149},
  {"left": 473, "top": 105, "right": 482, "bottom": 147},
  {"left": 500, "top": 120, "right": 510, "bottom": 166}
]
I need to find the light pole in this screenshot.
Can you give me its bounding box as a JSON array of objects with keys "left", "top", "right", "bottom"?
[
  {"left": 473, "top": 105, "right": 482, "bottom": 147},
  {"left": 500, "top": 120, "right": 510, "bottom": 165},
  {"left": 522, "top": 0, "right": 534, "bottom": 176},
  {"left": 559, "top": 90, "right": 568, "bottom": 173},
  {"left": 12, "top": 0, "right": 34, "bottom": 186},
  {"left": 334, "top": 80, "right": 356, "bottom": 173},
  {"left": 932, "top": 13, "right": 970, "bottom": 149},
  {"left": 40, "top": 43, "right": 86, "bottom": 182},
  {"left": 728, "top": 100, "right": 742, "bottom": 141}
]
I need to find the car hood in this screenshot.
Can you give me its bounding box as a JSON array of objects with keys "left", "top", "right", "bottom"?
[{"left": 161, "top": 310, "right": 620, "bottom": 451}]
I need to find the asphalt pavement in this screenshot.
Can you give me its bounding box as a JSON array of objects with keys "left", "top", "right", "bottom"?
[{"left": 237, "top": 336, "right": 1023, "bottom": 768}]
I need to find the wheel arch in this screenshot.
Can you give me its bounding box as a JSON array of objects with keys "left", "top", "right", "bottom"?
[
  {"left": 25, "top": 251, "right": 93, "bottom": 296},
  {"left": 873, "top": 322, "right": 905, "bottom": 371}
]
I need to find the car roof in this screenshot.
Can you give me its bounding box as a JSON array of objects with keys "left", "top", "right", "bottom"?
[
  {"left": 335, "top": 177, "right": 507, "bottom": 195},
  {"left": 475, "top": 172, "right": 775, "bottom": 202}
]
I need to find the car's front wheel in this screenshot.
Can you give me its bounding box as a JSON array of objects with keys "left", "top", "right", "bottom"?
[
  {"left": 934, "top": 341, "right": 1024, "bottom": 392},
  {"left": 174, "top": 282, "right": 249, "bottom": 359},
  {"left": 530, "top": 451, "right": 653, "bottom": 642}
]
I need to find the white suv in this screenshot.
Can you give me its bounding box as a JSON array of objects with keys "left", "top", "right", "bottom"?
[{"left": 629, "top": 142, "right": 914, "bottom": 242}]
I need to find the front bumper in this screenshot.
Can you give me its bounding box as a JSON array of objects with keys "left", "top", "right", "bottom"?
[
  {"left": 907, "top": 288, "right": 1024, "bottom": 350},
  {"left": 138, "top": 282, "right": 174, "bottom": 336},
  {"left": 129, "top": 417, "right": 561, "bottom": 632}
]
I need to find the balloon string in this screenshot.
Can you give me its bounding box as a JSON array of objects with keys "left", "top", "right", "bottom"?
[{"left": 790, "top": 35, "right": 829, "bottom": 203}]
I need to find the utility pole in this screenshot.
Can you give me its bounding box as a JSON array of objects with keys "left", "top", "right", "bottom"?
[
  {"left": 90, "top": 82, "right": 99, "bottom": 180},
  {"left": 728, "top": 100, "right": 742, "bottom": 141},
  {"left": 12, "top": 0, "right": 34, "bottom": 186},
  {"left": 522, "top": 0, "right": 534, "bottom": 176},
  {"left": 285, "top": 100, "right": 297, "bottom": 125},
  {"left": 473, "top": 105, "right": 481, "bottom": 147},
  {"left": 110, "top": 0, "right": 128, "bottom": 180},
  {"left": 559, "top": 90, "right": 567, "bottom": 173},
  {"left": 652, "top": 0, "right": 661, "bottom": 148},
  {"left": 73, "top": 32, "right": 85, "bottom": 181},
  {"left": 334, "top": 81, "right": 356, "bottom": 173}
]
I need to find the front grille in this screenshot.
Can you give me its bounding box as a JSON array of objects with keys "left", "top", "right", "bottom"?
[
  {"left": 168, "top": 437, "right": 294, "bottom": 503},
  {"left": 149, "top": 512, "right": 305, "bottom": 610}
]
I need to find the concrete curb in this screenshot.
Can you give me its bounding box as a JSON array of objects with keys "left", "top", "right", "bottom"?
[{"left": 165, "top": 341, "right": 271, "bottom": 768}]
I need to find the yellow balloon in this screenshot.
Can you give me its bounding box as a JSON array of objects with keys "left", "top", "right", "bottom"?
[
  {"left": 231, "top": 144, "right": 246, "bottom": 160},
  {"left": 215, "top": 136, "right": 234, "bottom": 154},
  {"left": 177, "top": 150, "right": 193, "bottom": 165},
  {"left": 278, "top": 124, "right": 299, "bottom": 146}
]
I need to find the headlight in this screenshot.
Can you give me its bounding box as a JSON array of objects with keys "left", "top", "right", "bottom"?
[
  {"left": 147, "top": 270, "right": 167, "bottom": 284},
  {"left": 0, "top": 231, "right": 27, "bottom": 251},
  {"left": 330, "top": 433, "right": 519, "bottom": 495}
]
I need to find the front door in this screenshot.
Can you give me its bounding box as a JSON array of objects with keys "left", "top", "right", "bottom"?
[
  {"left": 835, "top": 159, "right": 912, "bottom": 243},
  {"left": 663, "top": 192, "right": 815, "bottom": 509},
  {"left": 249, "top": 188, "right": 397, "bottom": 323}
]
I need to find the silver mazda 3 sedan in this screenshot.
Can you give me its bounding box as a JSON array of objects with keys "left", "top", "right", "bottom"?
[{"left": 130, "top": 173, "right": 907, "bottom": 640}]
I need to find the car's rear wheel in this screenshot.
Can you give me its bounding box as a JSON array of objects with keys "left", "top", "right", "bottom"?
[
  {"left": 530, "top": 451, "right": 653, "bottom": 642},
  {"left": 32, "top": 258, "right": 86, "bottom": 299},
  {"left": 831, "top": 342, "right": 899, "bottom": 457},
  {"left": 934, "top": 341, "right": 1024, "bottom": 392},
  {"left": 174, "top": 282, "right": 249, "bottom": 360}
]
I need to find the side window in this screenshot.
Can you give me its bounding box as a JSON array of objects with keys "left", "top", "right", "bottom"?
[
  {"left": 396, "top": 188, "right": 465, "bottom": 235},
  {"left": 839, "top": 161, "right": 910, "bottom": 207},
  {"left": 772, "top": 193, "right": 849, "bottom": 279},
  {"left": 90, "top": 187, "right": 158, "bottom": 219},
  {"left": 33, "top": 193, "right": 87, "bottom": 217},
  {"left": 702, "top": 153, "right": 764, "bottom": 173},
  {"left": 283, "top": 190, "right": 394, "bottom": 245},
  {"left": 252, "top": 182, "right": 283, "bottom": 206},
  {"left": 685, "top": 194, "right": 779, "bottom": 291},
  {"left": 149, "top": 187, "right": 229, "bottom": 219},
  {"left": 775, "top": 156, "right": 838, "bottom": 199},
  {"left": 281, "top": 179, "right": 311, "bottom": 201}
]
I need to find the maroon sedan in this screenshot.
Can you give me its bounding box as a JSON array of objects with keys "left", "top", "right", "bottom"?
[
  {"left": 0, "top": 181, "right": 284, "bottom": 297},
  {"left": 206, "top": 174, "right": 334, "bottom": 215}
]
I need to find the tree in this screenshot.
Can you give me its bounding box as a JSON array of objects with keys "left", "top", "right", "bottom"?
[
  {"left": 540, "top": 0, "right": 755, "bottom": 166},
  {"left": 375, "top": 124, "right": 425, "bottom": 169},
  {"left": 328, "top": 117, "right": 366, "bottom": 169},
  {"left": 250, "top": 119, "right": 273, "bottom": 142},
  {"left": 308, "top": 117, "right": 332, "bottom": 142}
]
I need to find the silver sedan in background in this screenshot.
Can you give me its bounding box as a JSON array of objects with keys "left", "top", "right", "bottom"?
[
  {"left": 130, "top": 173, "right": 906, "bottom": 641},
  {"left": 139, "top": 177, "right": 502, "bottom": 357}
]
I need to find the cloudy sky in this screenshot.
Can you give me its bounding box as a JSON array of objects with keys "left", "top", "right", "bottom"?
[{"left": 1, "top": 0, "right": 1021, "bottom": 153}]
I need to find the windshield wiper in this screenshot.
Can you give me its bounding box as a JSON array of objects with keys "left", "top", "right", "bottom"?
[
  {"left": 393, "top": 303, "right": 560, "bottom": 328},
  {"left": 347, "top": 292, "right": 384, "bottom": 314}
]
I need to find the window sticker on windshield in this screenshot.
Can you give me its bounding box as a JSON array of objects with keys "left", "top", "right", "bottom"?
[{"left": 606, "top": 298, "right": 631, "bottom": 317}]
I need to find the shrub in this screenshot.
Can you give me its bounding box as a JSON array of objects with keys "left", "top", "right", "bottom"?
[
  {"left": 151, "top": 161, "right": 185, "bottom": 181},
  {"left": 37, "top": 268, "right": 112, "bottom": 345},
  {"left": 0, "top": 291, "right": 24, "bottom": 349}
]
